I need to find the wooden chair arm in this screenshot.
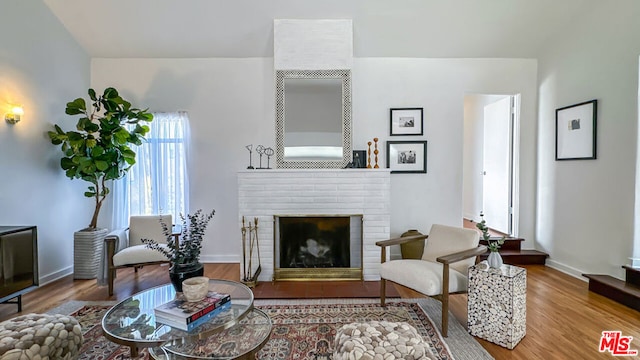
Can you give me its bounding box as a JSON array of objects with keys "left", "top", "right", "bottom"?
[
  {"left": 375, "top": 234, "right": 428, "bottom": 247},
  {"left": 436, "top": 245, "right": 488, "bottom": 265},
  {"left": 377, "top": 234, "right": 428, "bottom": 264}
]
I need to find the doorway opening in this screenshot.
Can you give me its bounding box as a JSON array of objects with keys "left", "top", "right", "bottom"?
[{"left": 463, "top": 94, "right": 520, "bottom": 236}]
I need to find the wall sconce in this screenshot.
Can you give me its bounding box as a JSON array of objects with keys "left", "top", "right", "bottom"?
[{"left": 5, "top": 106, "right": 24, "bottom": 124}]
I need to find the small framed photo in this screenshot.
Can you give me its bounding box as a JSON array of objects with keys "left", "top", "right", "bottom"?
[
  {"left": 390, "top": 108, "right": 423, "bottom": 136},
  {"left": 352, "top": 150, "right": 367, "bottom": 168},
  {"left": 386, "top": 141, "right": 427, "bottom": 173},
  {"left": 556, "top": 100, "right": 597, "bottom": 160}
]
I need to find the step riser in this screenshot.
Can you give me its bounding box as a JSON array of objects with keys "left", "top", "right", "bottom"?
[
  {"left": 588, "top": 281, "right": 640, "bottom": 312},
  {"left": 479, "top": 254, "right": 547, "bottom": 265},
  {"left": 624, "top": 267, "right": 640, "bottom": 287}
]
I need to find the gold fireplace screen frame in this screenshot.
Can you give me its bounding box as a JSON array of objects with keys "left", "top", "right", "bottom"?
[{"left": 273, "top": 214, "right": 363, "bottom": 281}]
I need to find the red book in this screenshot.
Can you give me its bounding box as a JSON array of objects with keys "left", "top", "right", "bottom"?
[{"left": 154, "top": 291, "right": 230, "bottom": 324}]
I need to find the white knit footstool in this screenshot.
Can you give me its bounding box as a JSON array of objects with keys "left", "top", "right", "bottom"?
[
  {"left": 0, "top": 313, "right": 83, "bottom": 360},
  {"left": 333, "top": 321, "right": 436, "bottom": 360}
]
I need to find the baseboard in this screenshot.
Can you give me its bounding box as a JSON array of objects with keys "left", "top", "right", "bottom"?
[
  {"left": 200, "top": 254, "right": 241, "bottom": 263},
  {"left": 39, "top": 266, "right": 73, "bottom": 286},
  {"left": 545, "top": 259, "right": 588, "bottom": 282}
]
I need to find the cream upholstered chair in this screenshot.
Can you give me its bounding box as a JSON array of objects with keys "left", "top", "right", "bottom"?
[
  {"left": 376, "top": 224, "right": 487, "bottom": 337},
  {"left": 105, "top": 215, "right": 178, "bottom": 296}
]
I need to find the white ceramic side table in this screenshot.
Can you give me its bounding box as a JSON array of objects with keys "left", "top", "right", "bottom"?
[{"left": 467, "top": 262, "right": 526, "bottom": 349}]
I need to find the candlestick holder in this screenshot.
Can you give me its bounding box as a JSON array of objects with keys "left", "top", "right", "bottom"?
[
  {"left": 367, "top": 141, "right": 373, "bottom": 168},
  {"left": 245, "top": 144, "right": 254, "bottom": 169},
  {"left": 373, "top": 138, "right": 379, "bottom": 168}
]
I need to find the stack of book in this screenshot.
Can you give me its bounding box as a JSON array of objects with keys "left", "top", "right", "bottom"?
[{"left": 154, "top": 291, "right": 231, "bottom": 331}]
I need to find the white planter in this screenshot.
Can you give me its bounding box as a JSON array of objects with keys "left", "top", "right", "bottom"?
[
  {"left": 487, "top": 251, "right": 504, "bottom": 269},
  {"left": 74, "top": 228, "right": 108, "bottom": 279}
]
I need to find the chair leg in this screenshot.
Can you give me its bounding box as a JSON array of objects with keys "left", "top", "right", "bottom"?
[
  {"left": 441, "top": 263, "right": 450, "bottom": 337},
  {"left": 380, "top": 278, "right": 386, "bottom": 307},
  {"left": 108, "top": 268, "right": 115, "bottom": 296}
]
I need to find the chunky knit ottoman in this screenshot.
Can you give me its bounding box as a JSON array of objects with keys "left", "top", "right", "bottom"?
[
  {"left": 333, "top": 321, "right": 436, "bottom": 360},
  {"left": 0, "top": 313, "right": 83, "bottom": 360}
]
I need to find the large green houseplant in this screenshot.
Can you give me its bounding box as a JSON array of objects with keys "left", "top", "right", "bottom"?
[{"left": 48, "top": 87, "right": 153, "bottom": 278}]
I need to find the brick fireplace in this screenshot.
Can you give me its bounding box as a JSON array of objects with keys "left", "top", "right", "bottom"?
[{"left": 237, "top": 169, "right": 390, "bottom": 281}]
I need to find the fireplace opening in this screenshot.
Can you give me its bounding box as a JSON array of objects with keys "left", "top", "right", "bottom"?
[{"left": 274, "top": 215, "right": 362, "bottom": 281}]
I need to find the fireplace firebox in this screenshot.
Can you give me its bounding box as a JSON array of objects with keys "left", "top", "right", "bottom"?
[{"left": 274, "top": 215, "right": 362, "bottom": 281}]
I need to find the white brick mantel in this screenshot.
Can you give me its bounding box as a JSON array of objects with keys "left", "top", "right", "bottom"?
[{"left": 238, "top": 169, "right": 390, "bottom": 281}]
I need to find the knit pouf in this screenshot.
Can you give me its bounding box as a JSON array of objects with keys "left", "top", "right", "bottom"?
[
  {"left": 0, "top": 313, "right": 83, "bottom": 360},
  {"left": 334, "top": 321, "right": 436, "bottom": 360}
]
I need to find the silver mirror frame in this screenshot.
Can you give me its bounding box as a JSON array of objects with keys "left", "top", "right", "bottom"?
[{"left": 275, "top": 69, "right": 352, "bottom": 169}]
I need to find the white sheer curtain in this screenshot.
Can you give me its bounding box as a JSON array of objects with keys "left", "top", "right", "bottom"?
[{"left": 111, "top": 111, "right": 190, "bottom": 230}]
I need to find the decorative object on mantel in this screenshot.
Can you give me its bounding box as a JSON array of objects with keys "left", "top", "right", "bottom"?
[
  {"left": 373, "top": 137, "right": 380, "bottom": 168},
  {"left": 256, "top": 145, "right": 265, "bottom": 169},
  {"left": 476, "top": 212, "right": 505, "bottom": 269},
  {"left": 264, "top": 147, "right": 274, "bottom": 169},
  {"left": 352, "top": 150, "right": 366, "bottom": 168},
  {"left": 142, "top": 209, "right": 215, "bottom": 292},
  {"left": 245, "top": 144, "right": 254, "bottom": 169},
  {"left": 241, "top": 216, "right": 261, "bottom": 288},
  {"left": 47, "top": 87, "right": 153, "bottom": 279},
  {"left": 367, "top": 141, "right": 373, "bottom": 168}
]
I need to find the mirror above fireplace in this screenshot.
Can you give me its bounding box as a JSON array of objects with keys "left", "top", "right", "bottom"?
[{"left": 275, "top": 69, "right": 352, "bottom": 169}]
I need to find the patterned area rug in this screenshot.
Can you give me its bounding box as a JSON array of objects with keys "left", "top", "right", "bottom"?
[{"left": 55, "top": 298, "right": 492, "bottom": 360}]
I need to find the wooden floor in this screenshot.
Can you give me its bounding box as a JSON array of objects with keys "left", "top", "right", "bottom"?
[{"left": 3, "top": 263, "right": 639, "bottom": 359}]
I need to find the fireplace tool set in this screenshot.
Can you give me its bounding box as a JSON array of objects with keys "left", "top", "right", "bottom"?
[{"left": 241, "top": 216, "right": 261, "bottom": 287}]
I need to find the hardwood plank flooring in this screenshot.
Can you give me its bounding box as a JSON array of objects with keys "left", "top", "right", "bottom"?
[{"left": 2, "top": 263, "right": 639, "bottom": 359}]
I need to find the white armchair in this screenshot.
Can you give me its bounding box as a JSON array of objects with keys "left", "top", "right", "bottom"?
[
  {"left": 104, "top": 215, "right": 178, "bottom": 296},
  {"left": 376, "top": 224, "right": 486, "bottom": 337}
]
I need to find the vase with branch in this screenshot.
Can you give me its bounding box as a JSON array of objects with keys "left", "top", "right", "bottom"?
[
  {"left": 476, "top": 212, "right": 505, "bottom": 269},
  {"left": 142, "top": 209, "right": 215, "bottom": 291}
]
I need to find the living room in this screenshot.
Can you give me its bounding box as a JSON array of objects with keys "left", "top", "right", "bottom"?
[{"left": 1, "top": 0, "right": 640, "bottom": 359}]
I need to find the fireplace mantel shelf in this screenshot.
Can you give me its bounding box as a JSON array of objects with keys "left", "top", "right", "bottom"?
[{"left": 238, "top": 168, "right": 391, "bottom": 173}]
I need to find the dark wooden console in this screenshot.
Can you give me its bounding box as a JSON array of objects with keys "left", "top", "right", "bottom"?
[{"left": 0, "top": 226, "right": 39, "bottom": 312}]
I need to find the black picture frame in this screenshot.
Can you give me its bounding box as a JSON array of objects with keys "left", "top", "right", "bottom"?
[
  {"left": 386, "top": 141, "right": 427, "bottom": 173},
  {"left": 555, "top": 100, "right": 597, "bottom": 160},
  {"left": 352, "top": 150, "right": 367, "bottom": 168},
  {"left": 390, "top": 108, "right": 423, "bottom": 136}
]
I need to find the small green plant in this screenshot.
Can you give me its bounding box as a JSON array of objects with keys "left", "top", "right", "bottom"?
[
  {"left": 142, "top": 209, "right": 215, "bottom": 265},
  {"left": 476, "top": 212, "right": 505, "bottom": 252}
]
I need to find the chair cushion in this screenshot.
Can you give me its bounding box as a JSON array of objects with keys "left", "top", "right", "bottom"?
[
  {"left": 421, "top": 224, "right": 480, "bottom": 274},
  {"left": 380, "top": 259, "right": 468, "bottom": 296},
  {"left": 129, "top": 215, "right": 173, "bottom": 246},
  {"left": 113, "top": 244, "right": 170, "bottom": 267}
]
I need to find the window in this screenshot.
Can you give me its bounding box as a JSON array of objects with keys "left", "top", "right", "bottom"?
[{"left": 112, "top": 111, "right": 190, "bottom": 229}]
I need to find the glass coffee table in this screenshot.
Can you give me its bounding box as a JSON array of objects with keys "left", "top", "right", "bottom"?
[
  {"left": 149, "top": 308, "right": 272, "bottom": 359},
  {"left": 101, "top": 279, "right": 262, "bottom": 357}
]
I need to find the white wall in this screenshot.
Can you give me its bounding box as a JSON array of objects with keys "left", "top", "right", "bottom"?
[
  {"left": 462, "top": 94, "right": 510, "bottom": 222},
  {"left": 0, "top": 2, "right": 91, "bottom": 282},
  {"left": 537, "top": 1, "right": 640, "bottom": 279},
  {"left": 92, "top": 57, "right": 538, "bottom": 261}
]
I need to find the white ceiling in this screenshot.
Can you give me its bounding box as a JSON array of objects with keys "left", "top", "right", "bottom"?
[{"left": 43, "top": 0, "right": 592, "bottom": 59}]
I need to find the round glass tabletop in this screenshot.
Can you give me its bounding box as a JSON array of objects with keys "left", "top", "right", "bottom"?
[
  {"left": 149, "top": 309, "right": 272, "bottom": 359},
  {"left": 102, "top": 279, "right": 254, "bottom": 352}
]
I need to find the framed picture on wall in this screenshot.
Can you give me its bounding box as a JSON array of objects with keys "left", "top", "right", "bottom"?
[
  {"left": 386, "top": 141, "right": 427, "bottom": 173},
  {"left": 390, "top": 108, "right": 423, "bottom": 136},
  {"left": 555, "top": 100, "right": 597, "bottom": 160}
]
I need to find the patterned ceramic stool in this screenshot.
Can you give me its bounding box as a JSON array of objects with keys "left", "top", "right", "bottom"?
[
  {"left": 333, "top": 320, "right": 436, "bottom": 360},
  {"left": 0, "top": 313, "right": 83, "bottom": 360}
]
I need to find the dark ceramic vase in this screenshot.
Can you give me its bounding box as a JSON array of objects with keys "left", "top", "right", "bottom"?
[
  {"left": 400, "top": 229, "right": 425, "bottom": 259},
  {"left": 169, "top": 262, "right": 204, "bottom": 292}
]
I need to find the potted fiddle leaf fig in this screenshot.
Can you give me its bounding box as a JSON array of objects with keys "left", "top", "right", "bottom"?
[{"left": 48, "top": 87, "right": 153, "bottom": 279}]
